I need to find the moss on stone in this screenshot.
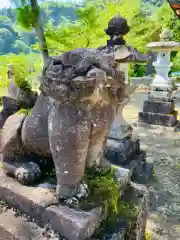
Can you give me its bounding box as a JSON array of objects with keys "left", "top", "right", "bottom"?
[
  {"left": 14, "top": 78, "right": 32, "bottom": 92},
  {"left": 17, "top": 108, "right": 32, "bottom": 116},
  {"left": 13, "top": 64, "right": 32, "bottom": 92},
  {"left": 38, "top": 165, "right": 139, "bottom": 238},
  {"left": 79, "top": 167, "right": 139, "bottom": 238}
]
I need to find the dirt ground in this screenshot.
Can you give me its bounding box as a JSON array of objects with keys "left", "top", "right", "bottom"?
[{"left": 124, "top": 91, "right": 180, "bottom": 240}]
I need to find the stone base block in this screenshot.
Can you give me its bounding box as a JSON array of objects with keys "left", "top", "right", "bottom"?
[
  {"left": 105, "top": 136, "right": 140, "bottom": 166},
  {"left": 143, "top": 100, "right": 174, "bottom": 114},
  {"left": 138, "top": 111, "right": 177, "bottom": 127},
  {"left": 102, "top": 182, "right": 148, "bottom": 240},
  {"left": 133, "top": 162, "right": 154, "bottom": 185},
  {"left": 148, "top": 90, "right": 173, "bottom": 101},
  {"left": 0, "top": 169, "right": 102, "bottom": 240}
]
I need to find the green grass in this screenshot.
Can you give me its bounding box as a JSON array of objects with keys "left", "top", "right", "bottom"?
[{"left": 0, "top": 87, "right": 7, "bottom": 97}]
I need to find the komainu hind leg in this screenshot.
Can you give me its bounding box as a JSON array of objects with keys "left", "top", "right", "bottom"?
[
  {"left": 1, "top": 113, "right": 41, "bottom": 185},
  {"left": 3, "top": 160, "right": 41, "bottom": 185}
]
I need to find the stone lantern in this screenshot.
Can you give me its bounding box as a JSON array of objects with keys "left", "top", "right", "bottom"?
[
  {"left": 99, "top": 15, "right": 153, "bottom": 179},
  {"left": 138, "top": 29, "right": 180, "bottom": 129}
]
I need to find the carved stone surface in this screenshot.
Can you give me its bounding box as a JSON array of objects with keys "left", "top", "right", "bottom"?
[
  {"left": 7, "top": 64, "right": 38, "bottom": 109},
  {"left": 148, "top": 90, "right": 173, "bottom": 101},
  {"left": 0, "top": 48, "right": 127, "bottom": 201},
  {"left": 143, "top": 100, "right": 174, "bottom": 114},
  {"left": 125, "top": 183, "right": 148, "bottom": 240},
  {"left": 0, "top": 96, "right": 21, "bottom": 129},
  {"left": 0, "top": 17, "right": 152, "bottom": 240},
  {"left": 138, "top": 111, "right": 177, "bottom": 127},
  {"left": 46, "top": 205, "right": 102, "bottom": 240},
  {"left": 105, "top": 137, "right": 139, "bottom": 166},
  {"left": 0, "top": 169, "right": 102, "bottom": 240}
]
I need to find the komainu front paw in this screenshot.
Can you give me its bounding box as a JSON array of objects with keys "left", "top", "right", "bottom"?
[{"left": 15, "top": 162, "right": 41, "bottom": 185}]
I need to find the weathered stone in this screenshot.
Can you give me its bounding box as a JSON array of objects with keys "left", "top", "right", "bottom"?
[
  {"left": 108, "top": 100, "right": 133, "bottom": 140},
  {"left": 138, "top": 111, "right": 177, "bottom": 127},
  {"left": 121, "top": 183, "right": 148, "bottom": 240},
  {"left": 102, "top": 220, "right": 129, "bottom": 240},
  {"left": 46, "top": 205, "right": 102, "bottom": 240},
  {"left": 1, "top": 113, "right": 26, "bottom": 155},
  {"left": 148, "top": 90, "right": 173, "bottom": 101},
  {"left": 7, "top": 73, "right": 38, "bottom": 109},
  {"left": 143, "top": 100, "right": 174, "bottom": 114},
  {"left": 129, "top": 183, "right": 148, "bottom": 240},
  {"left": 0, "top": 110, "right": 11, "bottom": 129},
  {"left": 0, "top": 169, "right": 56, "bottom": 222},
  {"left": 0, "top": 169, "right": 103, "bottom": 240},
  {"left": 1, "top": 96, "right": 20, "bottom": 112},
  {"left": 1, "top": 47, "right": 128, "bottom": 200},
  {"left": 113, "top": 166, "right": 131, "bottom": 195},
  {"left": 134, "top": 162, "right": 154, "bottom": 185},
  {"left": 105, "top": 136, "right": 139, "bottom": 166},
  {"left": 0, "top": 96, "right": 21, "bottom": 129},
  {"left": 86, "top": 68, "right": 106, "bottom": 80},
  {"left": 21, "top": 93, "right": 54, "bottom": 157}
]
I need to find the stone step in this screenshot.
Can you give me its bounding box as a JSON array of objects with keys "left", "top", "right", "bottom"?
[
  {"left": 0, "top": 169, "right": 103, "bottom": 240},
  {"left": 0, "top": 207, "right": 58, "bottom": 240},
  {"left": 138, "top": 111, "right": 178, "bottom": 127},
  {"left": 142, "top": 100, "right": 174, "bottom": 114}
]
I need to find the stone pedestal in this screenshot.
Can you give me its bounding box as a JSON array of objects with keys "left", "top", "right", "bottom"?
[
  {"left": 138, "top": 96, "right": 178, "bottom": 128},
  {"left": 105, "top": 72, "right": 151, "bottom": 182},
  {"left": 138, "top": 29, "right": 180, "bottom": 130}
]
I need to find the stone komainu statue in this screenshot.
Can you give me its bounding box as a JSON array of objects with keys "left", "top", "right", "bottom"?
[{"left": 1, "top": 48, "right": 127, "bottom": 200}]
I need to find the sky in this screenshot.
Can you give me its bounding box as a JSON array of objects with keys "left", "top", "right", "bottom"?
[{"left": 0, "top": 0, "right": 11, "bottom": 8}]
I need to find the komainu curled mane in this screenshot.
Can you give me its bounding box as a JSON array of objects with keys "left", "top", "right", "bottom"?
[{"left": 1, "top": 48, "right": 127, "bottom": 200}]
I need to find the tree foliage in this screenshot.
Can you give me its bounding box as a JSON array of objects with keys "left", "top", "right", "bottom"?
[{"left": 0, "top": 0, "right": 179, "bottom": 80}]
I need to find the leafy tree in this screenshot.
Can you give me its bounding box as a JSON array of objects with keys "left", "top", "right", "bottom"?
[
  {"left": 153, "top": 1, "right": 180, "bottom": 41},
  {"left": 16, "top": 0, "right": 49, "bottom": 66},
  {"left": 45, "top": 0, "right": 142, "bottom": 53},
  {"left": 172, "top": 52, "right": 180, "bottom": 73}
]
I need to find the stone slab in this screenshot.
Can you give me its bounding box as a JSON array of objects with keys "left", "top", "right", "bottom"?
[
  {"left": 121, "top": 182, "right": 148, "bottom": 240},
  {"left": 0, "top": 169, "right": 102, "bottom": 240},
  {"left": 138, "top": 111, "right": 177, "bottom": 127},
  {"left": 143, "top": 100, "right": 174, "bottom": 114},
  {"left": 148, "top": 90, "right": 173, "bottom": 102},
  {"left": 108, "top": 119, "right": 133, "bottom": 141},
  {"left": 108, "top": 151, "right": 146, "bottom": 184},
  {"left": 46, "top": 205, "right": 102, "bottom": 240},
  {"left": 105, "top": 136, "right": 140, "bottom": 166}
]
